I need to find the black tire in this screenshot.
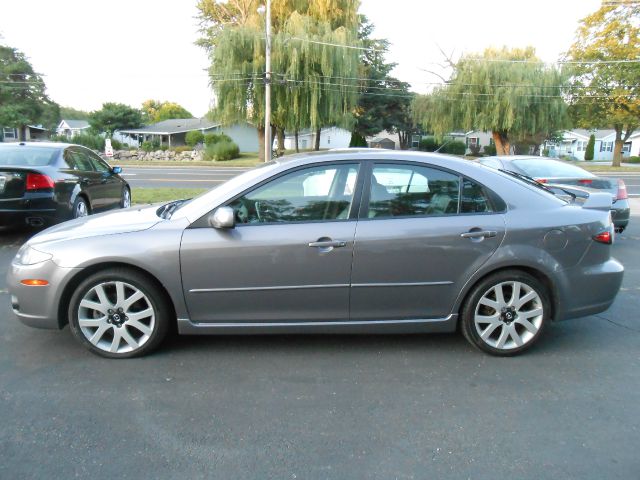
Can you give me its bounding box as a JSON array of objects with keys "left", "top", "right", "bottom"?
[
  {"left": 120, "top": 186, "right": 131, "bottom": 209},
  {"left": 72, "top": 196, "right": 90, "bottom": 219},
  {"left": 68, "top": 268, "right": 171, "bottom": 358},
  {"left": 460, "top": 270, "right": 550, "bottom": 356}
]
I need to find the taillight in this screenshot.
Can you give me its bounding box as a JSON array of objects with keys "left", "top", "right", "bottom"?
[
  {"left": 536, "top": 178, "right": 548, "bottom": 184},
  {"left": 25, "top": 173, "right": 54, "bottom": 190},
  {"left": 593, "top": 229, "right": 613, "bottom": 245},
  {"left": 578, "top": 179, "right": 593, "bottom": 185},
  {"left": 616, "top": 179, "right": 628, "bottom": 200}
]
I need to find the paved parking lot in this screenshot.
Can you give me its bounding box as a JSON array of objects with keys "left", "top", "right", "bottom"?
[{"left": 0, "top": 202, "right": 639, "bottom": 479}]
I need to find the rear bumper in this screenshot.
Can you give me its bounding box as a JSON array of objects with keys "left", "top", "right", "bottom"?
[
  {"left": 0, "top": 194, "right": 62, "bottom": 228},
  {"left": 556, "top": 258, "right": 624, "bottom": 321},
  {"left": 612, "top": 199, "right": 630, "bottom": 229}
]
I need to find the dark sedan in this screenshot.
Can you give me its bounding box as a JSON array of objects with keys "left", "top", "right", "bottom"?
[
  {"left": 0, "top": 142, "right": 130, "bottom": 228},
  {"left": 479, "top": 155, "right": 630, "bottom": 232}
]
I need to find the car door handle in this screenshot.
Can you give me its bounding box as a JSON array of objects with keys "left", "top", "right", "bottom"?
[
  {"left": 308, "top": 240, "right": 347, "bottom": 248},
  {"left": 460, "top": 230, "right": 497, "bottom": 239}
]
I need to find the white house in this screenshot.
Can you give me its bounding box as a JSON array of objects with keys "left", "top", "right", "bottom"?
[
  {"left": 545, "top": 129, "right": 635, "bottom": 161},
  {"left": 56, "top": 119, "right": 90, "bottom": 137},
  {"left": 282, "top": 127, "right": 351, "bottom": 151},
  {"left": 413, "top": 130, "right": 494, "bottom": 154}
]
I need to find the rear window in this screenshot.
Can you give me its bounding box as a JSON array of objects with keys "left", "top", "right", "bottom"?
[
  {"left": 0, "top": 146, "right": 59, "bottom": 167},
  {"left": 512, "top": 159, "right": 595, "bottom": 178}
]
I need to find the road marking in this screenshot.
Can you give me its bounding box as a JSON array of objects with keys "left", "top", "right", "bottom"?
[
  {"left": 0, "top": 289, "right": 7, "bottom": 294},
  {"left": 120, "top": 173, "right": 137, "bottom": 176}
]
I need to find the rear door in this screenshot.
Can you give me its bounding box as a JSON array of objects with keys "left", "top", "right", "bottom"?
[
  {"left": 85, "top": 150, "right": 123, "bottom": 209},
  {"left": 180, "top": 162, "right": 362, "bottom": 324},
  {"left": 350, "top": 162, "right": 506, "bottom": 321},
  {"left": 66, "top": 148, "right": 104, "bottom": 209}
]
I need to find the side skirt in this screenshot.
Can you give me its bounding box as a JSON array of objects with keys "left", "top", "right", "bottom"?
[{"left": 177, "top": 315, "right": 458, "bottom": 335}]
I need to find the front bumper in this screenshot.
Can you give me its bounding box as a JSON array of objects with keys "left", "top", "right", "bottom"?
[{"left": 7, "top": 259, "right": 81, "bottom": 329}]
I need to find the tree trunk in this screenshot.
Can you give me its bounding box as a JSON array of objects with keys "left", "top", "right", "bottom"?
[
  {"left": 276, "top": 127, "right": 285, "bottom": 156},
  {"left": 314, "top": 128, "right": 321, "bottom": 151},
  {"left": 257, "top": 127, "right": 265, "bottom": 162},
  {"left": 612, "top": 129, "right": 623, "bottom": 168},
  {"left": 399, "top": 131, "right": 409, "bottom": 150},
  {"left": 294, "top": 130, "right": 299, "bottom": 153},
  {"left": 492, "top": 131, "right": 510, "bottom": 156},
  {"left": 18, "top": 125, "right": 27, "bottom": 142}
]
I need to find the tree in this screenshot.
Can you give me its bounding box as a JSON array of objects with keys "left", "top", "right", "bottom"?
[
  {"left": 89, "top": 103, "right": 143, "bottom": 135},
  {"left": 352, "top": 16, "right": 415, "bottom": 149},
  {"left": 413, "top": 47, "right": 569, "bottom": 156},
  {"left": 142, "top": 100, "right": 193, "bottom": 123},
  {"left": 585, "top": 134, "right": 595, "bottom": 161},
  {"left": 185, "top": 130, "right": 204, "bottom": 147},
  {"left": 0, "top": 44, "right": 58, "bottom": 139},
  {"left": 60, "top": 106, "right": 90, "bottom": 120},
  {"left": 197, "top": 0, "right": 361, "bottom": 161},
  {"left": 564, "top": 3, "right": 640, "bottom": 167}
]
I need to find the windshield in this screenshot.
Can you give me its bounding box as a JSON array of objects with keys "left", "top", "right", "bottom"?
[
  {"left": 0, "top": 146, "right": 59, "bottom": 166},
  {"left": 512, "top": 159, "right": 595, "bottom": 178}
]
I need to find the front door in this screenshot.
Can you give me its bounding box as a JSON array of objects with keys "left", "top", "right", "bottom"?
[
  {"left": 350, "top": 162, "right": 506, "bottom": 321},
  {"left": 180, "top": 162, "right": 361, "bottom": 323}
]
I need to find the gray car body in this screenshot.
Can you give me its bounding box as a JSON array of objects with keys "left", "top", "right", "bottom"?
[{"left": 7, "top": 150, "right": 623, "bottom": 336}]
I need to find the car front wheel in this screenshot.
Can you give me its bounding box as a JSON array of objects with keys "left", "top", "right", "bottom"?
[
  {"left": 68, "top": 268, "right": 171, "bottom": 358},
  {"left": 460, "top": 270, "right": 550, "bottom": 356},
  {"left": 72, "top": 197, "right": 89, "bottom": 219},
  {"left": 121, "top": 187, "right": 131, "bottom": 208}
]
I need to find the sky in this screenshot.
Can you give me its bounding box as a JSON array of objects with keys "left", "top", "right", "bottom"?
[{"left": 0, "top": 0, "right": 602, "bottom": 118}]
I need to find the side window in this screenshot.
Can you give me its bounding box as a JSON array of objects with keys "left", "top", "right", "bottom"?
[
  {"left": 69, "top": 150, "right": 95, "bottom": 172},
  {"left": 228, "top": 164, "right": 359, "bottom": 224},
  {"left": 368, "top": 164, "right": 459, "bottom": 218},
  {"left": 87, "top": 152, "right": 111, "bottom": 173},
  {"left": 461, "top": 178, "right": 497, "bottom": 213}
]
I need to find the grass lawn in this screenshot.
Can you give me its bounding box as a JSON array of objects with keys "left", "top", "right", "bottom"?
[{"left": 132, "top": 188, "right": 207, "bottom": 205}]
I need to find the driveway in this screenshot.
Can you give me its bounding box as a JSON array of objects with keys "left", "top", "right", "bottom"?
[{"left": 0, "top": 202, "right": 638, "bottom": 479}]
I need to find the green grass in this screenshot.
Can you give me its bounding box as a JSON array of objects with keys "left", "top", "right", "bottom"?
[{"left": 132, "top": 188, "right": 207, "bottom": 205}]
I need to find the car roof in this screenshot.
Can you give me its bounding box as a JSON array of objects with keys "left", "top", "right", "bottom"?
[{"left": 483, "top": 155, "right": 563, "bottom": 163}]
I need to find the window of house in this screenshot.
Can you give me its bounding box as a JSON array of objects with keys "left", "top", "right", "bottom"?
[
  {"left": 576, "top": 141, "right": 587, "bottom": 152},
  {"left": 228, "top": 164, "right": 359, "bottom": 224},
  {"left": 367, "top": 164, "right": 459, "bottom": 218},
  {"left": 601, "top": 141, "right": 613, "bottom": 152},
  {"left": 467, "top": 137, "right": 479, "bottom": 146},
  {"left": 623, "top": 142, "right": 631, "bottom": 153},
  {"left": 411, "top": 135, "right": 421, "bottom": 148},
  {"left": 3, "top": 128, "right": 17, "bottom": 140}
]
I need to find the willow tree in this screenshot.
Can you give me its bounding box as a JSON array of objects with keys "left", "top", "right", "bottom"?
[
  {"left": 197, "top": 0, "right": 361, "bottom": 160},
  {"left": 413, "top": 47, "right": 568, "bottom": 155},
  {"left": 564, "top": 3, "right": 640, "bottom": 167}
]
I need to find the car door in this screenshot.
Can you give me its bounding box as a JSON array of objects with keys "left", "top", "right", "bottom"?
[
  {"left": 85, "top": 150, "right": 123, "bottom": 210},
  {"left": 350, "top": 162, "right": 506, "bottom": 321},
  {"left": 66, "top": 148, "right": 104, "bottom": 209},
  {"left": 180, "top": 162, "right": 362, "bottom": 324}
]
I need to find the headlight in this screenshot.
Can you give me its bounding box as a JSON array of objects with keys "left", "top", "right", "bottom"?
[{"left": 14, "top": 245, "right": 53, "bottom": 265}]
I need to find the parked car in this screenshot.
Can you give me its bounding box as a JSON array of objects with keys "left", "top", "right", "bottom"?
[
  {"left": 8, "top": 150, "right": 623, "bottom": 358},
  {"left": 0, "top": 142, "right": 130, "bottom": 228},
  {"left": 479, "top": 155, "right": 630, "bottom": 232}
]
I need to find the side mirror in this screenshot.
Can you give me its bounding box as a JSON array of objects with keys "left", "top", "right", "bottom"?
[
  {"left": 208, "top": 206, "right": 235, "bottom": 229},
  {"left": 112, "top": 166, "right": 122, "bottom": 174}
]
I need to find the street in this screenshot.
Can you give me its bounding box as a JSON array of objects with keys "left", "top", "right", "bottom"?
[
  {"left": 121, "top": 165, "right": 640, "bottom": 197},
  {"left": 0, "top": 201, "right": 638, "bottom": 479}
]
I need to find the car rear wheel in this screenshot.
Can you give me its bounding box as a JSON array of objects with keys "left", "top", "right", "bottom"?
[
  {"left": 460, "top": 270, "right": 550, "bottom": 356},
  {"left": 121, "top": 187, "right": 131, "bottom": 208},
  {"left": 72, "top": 197, "right": 89, "bottom": 219},
  {"left": 68, "top": 268, "right": 171, "bottom": 358}
]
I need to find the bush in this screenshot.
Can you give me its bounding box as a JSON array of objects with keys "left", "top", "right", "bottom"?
[
  {"left": 483, "top": 144, "right": 497, "bottom": 156},
  {"left": 171, "top": 145, "right": 192, "bottom": 153},
  {"left": 585, "top": 134, "right": 595, "bottom": 161},
  {"left": 185, "top": 130, "right": 204, "bottom": 147},
  {"left": 627, "top": 156, "right": 640, "bottom": 164},
  {"left": 204, "top": 132, "right": 232, "bottom": 146},
  {"left": 141, "top": 141, "right": 154, "bottom": 152},
  {"left": 51, "top": 132, "right": 105, "bottom": 151},
  {"left": 418, "top": 137, "right": 440, "bottom": 152},
  {"left": 542, "top": 148, "right": 550, "bottom": 157},
  {"left": 203, "top": 140, "right": 240, "bottom": 161},
  {"left": 110, "top": 138, "right": 124, "bottom": 150},
  {"left": 469, "top": 144, "right": 482, "bottom": 156},
  {"left": 349, "top": 132, "right": 367, "bottom": 147},
  {"left": 439, "top": 140, "right": 466, "bottom": 155}
]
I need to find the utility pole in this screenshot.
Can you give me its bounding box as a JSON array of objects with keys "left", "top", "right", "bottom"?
[{"left": 264, "top": 0, "right": 272, "bottom": 162}]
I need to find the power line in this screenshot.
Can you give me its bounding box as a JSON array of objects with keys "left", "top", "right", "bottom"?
[{"left": 289, "top": 36, "right": 384, "bottom": 53}]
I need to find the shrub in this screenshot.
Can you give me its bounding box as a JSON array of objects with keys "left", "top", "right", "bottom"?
[
  {"left": 349, "top": 132, "right": 367, "bottom": 147},
  {"left": 51, "top": 132, "right": 105, "bottom": 151},
  {"left": 585, "top": 134, "right": 595, "bottom": 161},
  {"left": 203, "top": 140, "right": 240, "bottom": 161},
  {"left": 141, "top": 141, "right": 154, "bottom": 152},
  {"left": 440, "top": 140, "right": 466, "bottom": 155},
  {"left": 185, "top": 130, "right": 204, "bottom": 147},
  {"left": 542, "top": 148, "right": 550, "bottom": 157},
  {"left": 483, "top": 144, "right": 497, "bottom": 156},
  {"left": 204, "top": 132, "right": 232, "bottom": 146},
  {"left": 627, "top": 156, "right": 640, "bottom": 164},
  {"left": 110, "top": 138, "right": 124, "bottom": 150},
  {"left": 171, "top": 145, "right": 192, "bottom": 153},
  {"left": 418, "top": 137, "right": 440, "bottom": 152},
  {"left": 159, "top": 145, "right": 169, "bottom": 151},
  {"left": 469, "top": 144, "right": 482, "bottom": 156}
]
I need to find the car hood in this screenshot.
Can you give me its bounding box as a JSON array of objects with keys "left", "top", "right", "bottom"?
[{"left": 28, "top": 204, "right": 163, "bottom": 248}]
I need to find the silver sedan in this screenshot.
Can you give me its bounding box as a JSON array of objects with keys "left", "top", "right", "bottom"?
[{"left": 7, "top": 150, "right": 623, "bottom": 358}]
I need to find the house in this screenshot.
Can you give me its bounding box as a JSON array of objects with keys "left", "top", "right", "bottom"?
[
  {"left": 544, "top": 129, "right": 635, "bottom": 161},
  {"left": 368, "top": 137, "right": 396, "bottom": 150},
  {"left": 118, "top": 118, "right": 259, "bottom": 152},
  {"left": 412, "top": 131, "right": 494, "bottom": 154},
  {"left": 282, "top": 127, "right": 351, "bottom": 150},
  {"left": 56, "top": 119, "right": 90, "bottom": 138},
  {"left": 0, "top": 125, "right": 49, "bottom": 142}
]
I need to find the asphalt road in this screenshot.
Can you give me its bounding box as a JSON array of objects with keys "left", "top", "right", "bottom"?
[
  {"left": 0, "top": 203, "right": 639, "bottom": 479},
  {"left": 122, "top": 166, "right": 640, "bottom": 196}
]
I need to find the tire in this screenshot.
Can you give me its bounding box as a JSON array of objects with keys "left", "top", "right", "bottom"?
[
  {"left": 72, "top": 196, "right": 90, "bottom": 219},
  {"left": 120, "top": 186, "right": 131, "bottom": 209},
  {"left": 460, "top": 270, "right": 550, "bottom": 356},
  {"left": 68, "top": 268, "right": 171, "bottom": 358}
]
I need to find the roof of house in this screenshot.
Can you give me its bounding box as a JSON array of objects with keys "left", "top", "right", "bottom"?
[
  {"left": 118, "top": 118, "right": 219, "bottom": 135},
  {"left": 60, "top": 119, "right": 90, "bottom": 129},
  {"left": 369, "top": 137, "right": 395, "bottom": 144},
  {"left": 567, "top": 129, "right": 617, "bottom": 140}
]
